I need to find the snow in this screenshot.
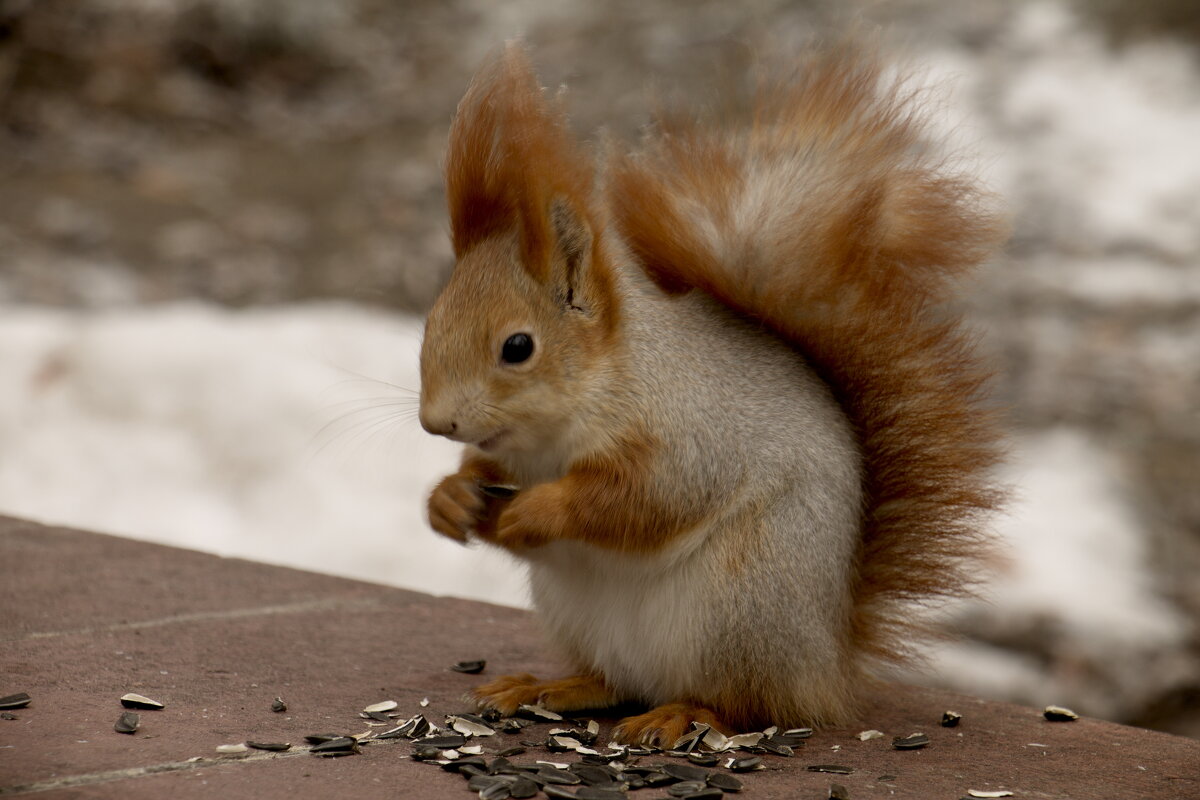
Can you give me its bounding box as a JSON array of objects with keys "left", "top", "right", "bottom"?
[
  {"left": 918, "top": 428, "right": 1188, "bottom": 716},
  {"left": 988, "top": 429, "right": 1183, "bottom": 645},
  {"left": 0, "top": 302, "right": 529, "bottom": 607},
  {"left": 996, "top": 2, "right": 1200, "bottom": 256},
  {"left": 1, "top": 306, "right": 1183, "bottom": 669}
]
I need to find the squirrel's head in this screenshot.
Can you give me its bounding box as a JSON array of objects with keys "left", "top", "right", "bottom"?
[{"left": 419, "top": 45, "right": 619, "bottom": 464}]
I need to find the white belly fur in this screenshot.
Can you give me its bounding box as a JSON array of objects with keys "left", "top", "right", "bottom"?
[{"left": 527, "top": 526, "right": 717, "bottom": 706}]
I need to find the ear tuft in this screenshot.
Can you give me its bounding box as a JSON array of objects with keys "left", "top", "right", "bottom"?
[{"left": 446, "top": 43, "right": 596, "bottom": 282}]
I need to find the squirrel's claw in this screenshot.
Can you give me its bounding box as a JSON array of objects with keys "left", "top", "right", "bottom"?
[
  {"left": 471, "top": 672, "right": 616, "bottom": 716},
  {"left": 611, "top": 703, "right": 729, "bottom": 747}
]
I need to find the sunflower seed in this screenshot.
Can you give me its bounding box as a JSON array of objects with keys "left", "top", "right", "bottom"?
[
  {"left": 892, "top": 733, "right": 930, "bottom": 750},
  {"left": 941, "top": 711, "right": 962, "bottom": 727},
  {"left": 361, "top": 710, "right": 392, "bottom": 722},
  {"left": 114, "top": 712, "right": 139, "bottom": 734},
  {"left": 393, "top": 714, "right": 432, "bottom": 738},
  {"left": 728, "top": 756, "right": 763, "bottom": 773},
  {"left": 488, "top": 757, "right": 519, "bottom": 775},
  {"left": 119, "top": 693, "right": 164, "bottom": 710},
  {"left": 758, "top": 739, "right": 794, "bottom": 757},
  {"left": 681, "top": 789, "right": 724, "bottom": 800},
  {"left": 311, "top": 737, "right": 359, "bottom": 755},
  {"left": 444, "top": 758, "right": 484, "bottom": 777},
  {"left": 575, "top": 788, "right": 627, "bottom": 800},
  {"left": 687, "top": 752, "right": 719, "bottom": 767},
  {"left": 1043, "top": 705, "right": 1079, "bottom": 722},
  {"left": 496, "top": 746, "right": 527, "bottom": 758},
  {"left": 663, "top": 763, "right": 710, "bottom": 782},
  {"left": 450, "top": 715, "right": 497, "bottom": 737},
  {"left": 304, "top": 732, "right": 345, "bottom": 744},
  {"left": 726, "top": 733, "right": 763, "bottom": 749},
  {"left": 459, "top": 712, "right": 496, "bottom": 725},
  {"left": 518, "top": 703, "right": 564, "bottom": 721},
  {"left": 499, "top": 717, "right": 534, "bottom": 733},
  {"left": 637, "top": 771, "right": 672, "bottom": 787},
  {"left": 581, "top": 752, "right": 623, "bottom": 765},
  {"left": 451, "top": 660, "right": 488, "bottom": 674},
  {"left": 784, "top": 728, "right": 814, "bottom": 738},
  {"left": 706, "top": 772, "right": 743, "bottom": 792},
  {"left": 509, "top": 777, "right": 539, "bottom": 799},
  {"left": 966, "top": 791, "right": 1014, "bottom": 798},
  {"left": 479, "top": 780, "right": 513, "bottom": 800},
  {"left": 672, "top": 725, "right": 709, "bottom": 752},
  {"left": 699, "top": 729, "right": 730, "bottom": 751},
  {"left": 246, "top": 741, "right": 291, "bottom": 752},
  {"left": 469, "top": 775, "right": 513, "bottom": 791},
  {"left": 829, "top": 783, "right": 850, "bottom": 800},
  {"left": 215, "top": 743, "right": 248, "bottom": 754},
  {"left": 537, "top": 767, "right": 582, "bottom": 785},
  {"left": 543, "top": 787, "right": 580, "bottom": 800},
  {"left": 0, "top": 693, "right": 31, "bottom": 710},
  {"left": 669, "top": 780, "right": 707, "bottom": 796},
  {"left": 476, "top": 775, "right": 525, "bottom": 790},
  {"left": 271, "top": 697, "right": 287, "bottom": 713},
  {"left": 0, "top": 712, "right": 17, "bottom": 721},
  {"left": 770, "top": 732, "right": 809, "bottom": 748},
  {"left": 363, "top": 700, "right": 398, "bottom": 714},
  {"left": 570, "top": 765, "right": 620, "bottom": 787},
  {"left": 547, "top": 734, "right": 585, "bottom": 752},
  {"left": 419, "top": 733, "right": 467, "bottom": 749},
  {"left": 807, "top": 765, "right": 853, "bottom": 775}
]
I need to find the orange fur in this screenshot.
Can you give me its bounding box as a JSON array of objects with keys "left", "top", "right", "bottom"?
[
  {"left": 446, "top": 44, "right": 597, "bottom": 285},
  {"left": 611, "top": 703, "right": 731, "bottom": 748},
  {"left": 607, "top": 46, "right": 1007, "bottom": 668},
  {"left": 426, "top": 454, "right": 512, "bottom": 544},
  {"left": 471, "top": 672, "right": 616, "bottom": 716},
  {"left": 486, "top": 432, "right": 706, "bottom": 553}
]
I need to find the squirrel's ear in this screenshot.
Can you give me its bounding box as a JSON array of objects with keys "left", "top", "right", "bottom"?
[
  {"left": 446, "top": 44, "right": 595, "bottom": 284},
  {"left": 550, "top": 198, "right": 594, "bottom": 312}
]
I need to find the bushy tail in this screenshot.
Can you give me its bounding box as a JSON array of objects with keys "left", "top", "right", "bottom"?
[{"left": 608, "top": 46, "right": 1008, "bottom": 668}]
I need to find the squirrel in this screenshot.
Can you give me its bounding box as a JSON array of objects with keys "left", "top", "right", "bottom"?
[{"left": 418, "top": 42, "right": 1006, "bottom": 745}]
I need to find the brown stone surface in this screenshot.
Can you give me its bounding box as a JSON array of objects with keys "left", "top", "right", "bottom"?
[{"left": 1, "top": 514, "right": 1197, "bottom": 799}]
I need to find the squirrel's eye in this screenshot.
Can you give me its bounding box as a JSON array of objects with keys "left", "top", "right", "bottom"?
[{"left": 501, "top": 333, "right": 534, "bottom": 364}]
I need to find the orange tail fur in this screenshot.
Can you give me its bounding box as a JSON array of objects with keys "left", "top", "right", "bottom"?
[{"left": 607, "top": 46, "right": 1008, "bottom": 668}]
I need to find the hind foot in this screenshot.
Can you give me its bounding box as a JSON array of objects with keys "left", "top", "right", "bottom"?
[
  {"left": 611, "top": 702, "right": 730, "bottom": 747},
  {"left": 470, "top": 672, "right": 617, "bottom": 716}
]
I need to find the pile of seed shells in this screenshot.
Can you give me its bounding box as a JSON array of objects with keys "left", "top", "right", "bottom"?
[
  {"left": 4, "top": 658, "right": 1082, "bottom": 796},
  {"left": 391, "top": 702, "right": 818, "bottom": 800}
]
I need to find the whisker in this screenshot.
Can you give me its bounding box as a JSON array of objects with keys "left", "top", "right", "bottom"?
[
  {"left": 323, "top": 365, "right": 420, "bottom": 396},
  {"left": 310, "top": 400, "right": 422, "bottom": 460}
]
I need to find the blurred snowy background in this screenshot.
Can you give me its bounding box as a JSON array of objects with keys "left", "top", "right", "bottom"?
[{"left": 0, "top": 0, "right": 1197, "bottom": 736}]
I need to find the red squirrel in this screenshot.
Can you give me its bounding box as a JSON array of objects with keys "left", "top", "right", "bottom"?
[{"left": 419, "top": 43, "right": 1006, "bottom": 744}]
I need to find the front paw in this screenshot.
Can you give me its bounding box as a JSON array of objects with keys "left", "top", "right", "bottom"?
[
  {"left": 427, "top": 473, "right": 487, "bottom": 544},
  {"left": 491, "top": 484, "right": 568, "bottom": 551}
]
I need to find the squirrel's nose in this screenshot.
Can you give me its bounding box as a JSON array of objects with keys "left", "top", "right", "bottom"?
[{"left": 419, "top": 408, "right": 457, "bottom": 438}]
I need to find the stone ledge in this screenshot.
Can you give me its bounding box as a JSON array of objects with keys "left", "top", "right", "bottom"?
[{"left": 1, "top": 515, "right": 1196, "bottom": 799}]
